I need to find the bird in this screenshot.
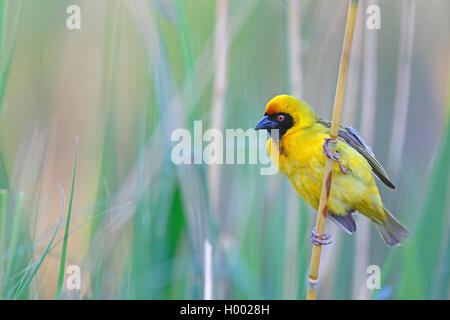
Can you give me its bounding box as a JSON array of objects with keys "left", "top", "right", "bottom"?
[{"left": 254, "top": 94, "right": 409, "bottom": 246}]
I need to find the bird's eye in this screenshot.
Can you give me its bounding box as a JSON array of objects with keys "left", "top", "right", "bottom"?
[{"left": 277, "top": 114, "right": 285, "bottom": 122}]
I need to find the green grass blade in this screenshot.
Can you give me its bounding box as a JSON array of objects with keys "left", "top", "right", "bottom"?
[
  {"left": 0, "top": 0, "right": 24, "bottom": 192},
  {"left": 87, "top": 4, "right": 121, "bottom": 297},
  {"left": 396, "top": 76, "right": 450, "bottom": 299},
  {"left": 174, "top": 0, "right": 195, "bottom": 110},
  {"left": 0, "top": 0, "right": 24, "bottom": 113},
  {"left": 0, "top": 0, "right": 7, "bottom": 64},
  {"left": 0, "top": 147, "right": 8, "bottom": 190},
  {"left": 13, "top": 185, "right": 65, "bottom": 299},
  {"left": 89, "top": 0, "right": 121, "bottom": 242},
  {"left": 55, "top": 137, "right": 79, "bottom": 299},
  {"left": 5, "top": 191, "right": 23, "bottom": 278},
  {"left": 0, "top": 189, "right": 7, "bottom": 298}
]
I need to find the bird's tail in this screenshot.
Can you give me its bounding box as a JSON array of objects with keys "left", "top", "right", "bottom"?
[{"left": 374, "top": 207, "right": 409, "bottom": 247}]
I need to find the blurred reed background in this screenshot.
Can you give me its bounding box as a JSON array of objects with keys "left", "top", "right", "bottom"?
[{"left": 0, "top": 0, "right": 448, "bottom": 299}]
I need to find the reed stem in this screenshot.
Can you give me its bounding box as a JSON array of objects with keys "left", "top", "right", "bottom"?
[
  {"left": 283, "top": 0, "right": 303, "bottom": 300},
  {"left": 352, "top": 0, "right": 378, "bottom": 299},
  {"left": 306, "top": 0, "right": 359, "bottom": 300},
  {"left": 388, "top": 0, "right": 416, "bottom": 177},
  {"left": 208, "top": 0, "right": 228, "bottom": 221},
  {"left": 55, "top": 137, "right": 79, "bottom": 299}
]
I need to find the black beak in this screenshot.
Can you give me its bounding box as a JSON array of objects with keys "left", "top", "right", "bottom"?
[{"left": 254, "top": 115, "right": 277, "bottom": 130}]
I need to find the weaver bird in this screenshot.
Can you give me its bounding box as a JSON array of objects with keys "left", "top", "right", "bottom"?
[{"left": 254, "top": 95, "right": 409, "bottom": 246}]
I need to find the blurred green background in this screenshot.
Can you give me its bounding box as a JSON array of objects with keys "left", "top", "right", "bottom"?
[{"left": 0, "top": 0, "right": 448, "bottom": 299}]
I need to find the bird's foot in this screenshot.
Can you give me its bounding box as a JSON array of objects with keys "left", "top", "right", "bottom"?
[
  {"left": 323, "top": 137, "right": 348, "bottom": 174},
  {"left": 311, "top": 229, "right": 332, "bottom": 246}
]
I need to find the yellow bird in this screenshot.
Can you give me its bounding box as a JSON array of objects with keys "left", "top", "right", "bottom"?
[{"left": 255, "top": 94, "right": 409, "bottom": 246}]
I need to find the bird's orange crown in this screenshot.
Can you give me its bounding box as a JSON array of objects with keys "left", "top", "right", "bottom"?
[{"left": 264, "top": 95, "right": 318, "bottom": 129}]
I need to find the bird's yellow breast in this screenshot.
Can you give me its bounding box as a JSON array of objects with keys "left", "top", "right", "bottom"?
[{"left": 267, "top": 123, "right": 386, "bottom": 223}]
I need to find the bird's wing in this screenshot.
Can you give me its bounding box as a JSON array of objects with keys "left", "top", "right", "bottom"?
[{"left": 318, "top": 120, "right": 395, "bottom": 189}]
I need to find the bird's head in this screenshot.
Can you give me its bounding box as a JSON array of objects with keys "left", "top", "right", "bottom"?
[{"left": 254, "top": 95, "right": 318, "bottom": 139}]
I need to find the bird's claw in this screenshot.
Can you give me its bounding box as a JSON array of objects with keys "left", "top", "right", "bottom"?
[
  {"left": 323, "top": 137, "right": 348, "bottom": 174},
  {"left": 310, "top": 229, "right": 332, "bottom": 246}
]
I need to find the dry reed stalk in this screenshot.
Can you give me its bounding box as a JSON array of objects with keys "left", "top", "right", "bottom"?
[
  {"left": 283, "top": 0, "right": 303, "bottom": 300},
  {"left": 307, "top": 0, "right": 359, "bottom": 300},
  {"left": 342, "top": 3, "right": 363, "bottom": 125},
  {"left": 288, "top": 0, "right": 303, "bottom": 99},
  {"left": 318, "top": 5, "right": 364, "bottom": 298},
  {"left": 352, "top": 0, "right": 378, "bottom": 300},
  {"left": 208, "top": 0, "right": 229, "bottom": 220},
  {"left": 203, "top": 239, "right": 213, "bottom": 300},
  {"left": 206, "top": 0, "right": 229, "bottom": 300},
  {"left": 388, "top": 0, "right": 416, "bottom": 177}
]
